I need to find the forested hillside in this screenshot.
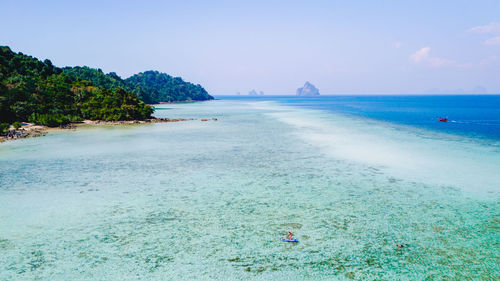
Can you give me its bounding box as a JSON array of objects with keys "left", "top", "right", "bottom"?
[
  {"left": 125, "top": 71, "right": 213, "bottom": 103},
  {"left": 0, "top": 46, "right": 212, "bottom": 128},
  {"left": 0, "top": 46, "right": 153, "bottom": 127},
  {"left": 62, "top": 67, "right": 213, "bottom": 104}
]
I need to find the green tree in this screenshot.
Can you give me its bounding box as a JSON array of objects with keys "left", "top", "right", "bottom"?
[
  {"left": 0, "top": 123, "right": 9, "bottom": 134},
  {"left": 12, "top": 121, "right": 21, "bottom": 129}
]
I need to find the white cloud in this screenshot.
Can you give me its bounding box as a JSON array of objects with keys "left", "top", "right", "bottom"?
[
  {"left": 468, "top": 22, "right": 500, "bottom": 34},
  {"left": 484, "top": 36, "right": 500, "bottom": 46},
  {"left": 410, "top": 47, "right": 430, "bottom": 63},
  {"left": 410, "top": 47, "right": 452, "bottom": 67}
]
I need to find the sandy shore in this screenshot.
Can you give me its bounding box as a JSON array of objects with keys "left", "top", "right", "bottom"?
[{"left": 0, "top": 117, "right": 217, "bottom": 143}]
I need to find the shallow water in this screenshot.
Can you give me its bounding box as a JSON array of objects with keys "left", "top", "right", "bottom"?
[{"left": 0, "top": 100, "right": 498, "bottom": 280}]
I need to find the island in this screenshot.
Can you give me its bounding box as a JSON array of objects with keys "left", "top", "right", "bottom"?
[
  {"left": 296, "top": 81, "right": 320, "bottom": 96},
  {"left": 63, "top": 67, "right": 213, "bottom": 104},
  {"left": 0, "top": 46, "right": 214, "bottom": 141},
  {"left": 248, "top": 89, "right": 264, "bottom": 96}
]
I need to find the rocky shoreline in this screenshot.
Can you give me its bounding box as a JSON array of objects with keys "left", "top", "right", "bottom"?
[
  {"left": 0, "top": 125, "right": 48, "bottom": 142},
  {"left": 0, "top": 117, "right": 217, "bottom": 143},
  {"left": 80, "top": 117, "right": 191, "bottom": 125}
]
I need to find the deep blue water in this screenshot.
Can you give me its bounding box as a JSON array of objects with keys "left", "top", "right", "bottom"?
[{"left": 218, "top": 95, "right": 500, "bottom": 141}]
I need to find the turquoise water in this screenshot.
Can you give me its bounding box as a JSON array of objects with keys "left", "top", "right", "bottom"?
[{"left": 0, "top": 100, "right": 499, "bottom": 280}]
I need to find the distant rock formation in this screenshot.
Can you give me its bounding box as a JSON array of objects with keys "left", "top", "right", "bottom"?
[
  {"left": 296, "top": 81, "right": 320, "bottom": 96},
  {"left": 248, "top": 89, "right": 258, "bottom": 96},
  {"left": 248, "top": 90, "right": 265, "bottom": 96}
]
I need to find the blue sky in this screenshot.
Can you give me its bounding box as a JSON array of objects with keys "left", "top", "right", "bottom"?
[{"left": 1, "top": 0, "right": 499, "bottom": 94}]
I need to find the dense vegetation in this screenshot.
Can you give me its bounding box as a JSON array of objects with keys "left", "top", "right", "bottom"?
[
  {"left": 62, "top": 67, "right": 213, "bottom": 104},
  {"left": 126, "top": 71, "right": 213, "bottom": 103},
  {"left": 0, "top": 46, "right": 211, "bottom": 128},
  {"left": 0, "top": 46, "right": 154, "bottom": 126}
]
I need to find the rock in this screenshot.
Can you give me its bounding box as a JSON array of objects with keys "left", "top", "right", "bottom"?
[
  {"left": 59, "top": 123, "right": 76, "bottom": 129},
  {"left": 248, "top": 89, "right": 258, "bottom": 96},
  {"left": 1, "top": 126, "right": 47, "bottom": 141},
  {"left": 248, "top": 89, "right": 265, "bottom": 95},
  {"left": 296, "top": 81, "right": 320, "bottom": 96}
]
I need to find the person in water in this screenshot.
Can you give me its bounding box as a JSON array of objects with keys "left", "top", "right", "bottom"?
[{"left": 396, "top": 244, "right": 408, "bottom": 248}]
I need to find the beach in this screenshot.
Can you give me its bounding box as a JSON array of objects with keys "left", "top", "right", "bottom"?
[{"left": 0, "top": 117, "right": 215, "bottom": 143}]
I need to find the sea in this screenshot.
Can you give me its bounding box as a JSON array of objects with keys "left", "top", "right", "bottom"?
[{"left": 0, "top": 95, "right": 498, "bottom": 280}]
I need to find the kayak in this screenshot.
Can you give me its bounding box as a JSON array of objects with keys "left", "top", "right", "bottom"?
[{"left": 281, "top": 238, "right": 299, "bottom": 243}]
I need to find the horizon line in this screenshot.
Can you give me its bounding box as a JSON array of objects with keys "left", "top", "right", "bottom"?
[{"left": 213, "top": 93, "right": 500, "bottom": 96}]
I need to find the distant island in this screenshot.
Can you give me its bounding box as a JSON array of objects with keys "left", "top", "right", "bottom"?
[
  {"left": 248, "top": 89, "right": 264, "bottom": 96},
  {"left": 296, "top": 81, "right": 320, "bottom": 96},
  {"left": 0, "top": 46, "right": 213, "bottom": 132}
]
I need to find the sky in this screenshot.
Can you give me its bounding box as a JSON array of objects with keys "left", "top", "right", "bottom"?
[{"left": 1, "top": 0, "right": 499, "bottom": 95}]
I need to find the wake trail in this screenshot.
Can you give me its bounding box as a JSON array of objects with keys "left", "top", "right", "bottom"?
[{"left": 449, "top": 120, "right": 500, "bottom": 126}]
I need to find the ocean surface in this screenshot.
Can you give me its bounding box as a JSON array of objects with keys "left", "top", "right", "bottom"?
[
  {"left": 226, "top": 95, "right": 500, "bottom": 141},
  {"left": 0, "top": 96, "right": 499, "bottom": 280}
]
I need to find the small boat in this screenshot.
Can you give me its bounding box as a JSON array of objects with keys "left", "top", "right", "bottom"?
[
  {"left": 438, "top": 118, "right": 448, "bottom": 122},
  {"left": 281, "top": 237, "right": 299, "bottom": 243}
]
